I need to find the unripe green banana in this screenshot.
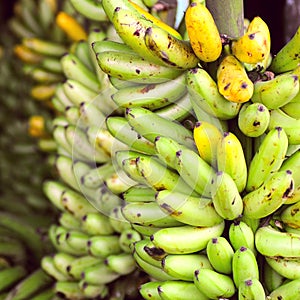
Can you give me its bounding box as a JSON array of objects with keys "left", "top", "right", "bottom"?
[
  {"left": 92, "top": 39, "right": 136, "bottom": 55},
  {"left": 139, "top": 281, "right": 162, "bottom": 300},
  {"left": 281, "top": 100, "right": 300, "bottom": 119},
  {"left": 263, "top": 259, "right": 286, "bottom": 293},
  {"left": 125, "top": 107, "right": 196, "bottom": 150},
  {"left": 158, "top": 280, "right": 209, "bottom": 300},
  {"left": 255, "top": 225, "right": 300, "bottom": 257},
  {"left": 246, "top": 127, "right": 289, "bottom": 192},
  {"left": 211, "top": 171, "right": 243, "bottom": 220},
  {"left": 143, "top": 25, "right": 199, "bottom": 69},
  {"left": 238, "top": 102, "right": 270, "bottom": 137},
  {"left": 206, "top": 236, "right": 235, "bottom": 275},
  {"left": 119, "top": 228, "right": 142, "bottom": 253},
  {"left": 155, "top": 189, "right": 223, "bottom": 227},
  {"left": 265, "top": 256, "right": 300, "bottom": 280},
  {"left": 268, "top": 108, "right": 300, "bottom": 145},
  {"left": 64, "top": 230, "right": 90, "bottom": 255},
  {"left": 78, "top": 280, "right": 109, "bottom": 299},
  {"left": 58, "top": 212, "right": 81, "bottom": 231},
  {"left": 42, "top": 255, "right": 71, "bottom": 281},
  {"left": 216, "top": 131, "right": 248, "bottom": 192},
  {"left": 69, "top": 0, "right": 108, "bottom": 21},
  {"left": 52, "top": 252, "right": 76, "bottom": 278},
  {"left": 122, "top": 185, "right": 156, "bottom": 202},
  {"left": 229, "top": 220, "right": 256, "bottom": 253},
  {"left": 150, "top": 221, "right": 225, "bottom": 254},
  {"left": 280, "top": 201, "right": 300, "bottom": 228},
  {"left": 269, "top": 25, "right": 300, "bottom": 73},
  {"left": 0, "top": 266, "right": 27, "bottom": 293},
  {"left": 267, "top": 278, "right": 300, "bottom": 299},
  {"left": 232, "top": 246, "right": 259, "bottom": 287},
  {"left": 243, "top": 170, "right": 294, "bottom": 219},
  {"left": 251, "top": 73, "right": 299, "bottom": 109},
  {"left": 87, "top": 235, "right": 122, "bottom": 258},
  {"left": 238, "top": 278, "right": 266, "bottom": 299},
  {"left": 193, "top": 268, "right": 236, "bottom": 299},
  {"left": 186, "top": 67, "right": 242, "bottom": 120},
  {"left": 54, "top": 281, "right": 85, "bottom": 300},
  {"left": 81, "top": 213, "right": 115, "bottom": 236},
  {"left": 162, "top": 254, "right": 213, "bottom": 281},
  {"left": 132, "top": 223, "right": 162, "bottom": 237},
  {"left": 105, "top": 253, "right": 136, "bottom": 275}
]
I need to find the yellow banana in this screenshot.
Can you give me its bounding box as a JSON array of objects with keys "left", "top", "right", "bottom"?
[
  {"left": 217, "top": 55, "right": 254, "bottom": 103},
  {"left": 185, "top": 0, "right": 222, "bottom": 62}
]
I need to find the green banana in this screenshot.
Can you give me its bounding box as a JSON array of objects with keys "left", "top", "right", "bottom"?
[
  {"left": 143, "top": 25, "right": 199, "bottom": 69},
  {"left": 229, "top": 220, "right": 256, "bottom": 253},
  {"left": 105, "top": 253, "right": 136, "bottom": 275},
  {"left": 238, "top": 278, "right": 266, "bottom": 299},
  {"left": 255, "top": 225, "right": 300, "bottom": 257},
  {"left": 139, "top": 281, "right": 162, "bottom": 300},
  {"left": 206, "top": 236, "right": 234, "bottom": 275},
  {"left": 246, "top": 127, "right": 289, "bottom": 191},
  {"left": 251, "top": 73, "right": 299, "bottom": 109},
  {"left": 150, "top": 221, "right": 225, "bottom": 254},
  {"left": 158, "top": 280, "right": 209, "bottom": 300},
  {"left": 155, "top": 189, "right": 224, "bottom": 227},
  {"left": 72, "top": 40, "right": 94, "bottom": 71},
  {"left": 87, "top": 235, "right": 122, "bottom": 258},
  {"left": 268, "top": 109, "right": 300, "bottom": 145},
  {"left": 69, "top": 0, "right": 108, "bottom": 21},
  {"left": 0, "top": 265, "right": 27, "bottom": 293},
  {"left": 162, "top": 253, "right": 213, "bottom": 281},
  {"left": 125, "top": 107, "right": 196, "bottom": 150},
  {"left": 243, "top": 170, "right": 294, "bottom": 219},
  {"left": 119, "top": 228, "right": 142, "bottom": 253},
  {"left": 92, "top": 39, "right": 135, "bottom": 55},
  {"left": 54, "top": 281, "right": 86, "bottom": 300},
  {"left": 280, "top": 200, "right": 300, "bottom": 228},
  {"left": 122, "top": 185, "right": 156, "bottom": 202},
  {"left": 52, "top": 252, "right": 76, "bottom": 278},
  {"left": 131, "top": 223, "right": 162, "bottom": 237},
  {"left": 267, "top": 278, "right": 300, "bottom": 299},
  {"left": 41, "top": 255, "right": 72, "bottom": 281},
  {"left": 238, "top": 102, "right": 270, "bottom": 137},
  {"left": 193, "top": 268, "right": 236, "bottom": 299},
  {"left": 269, "top": 25, "right": 300, "bottom": 73},
  {"left": 81, "top": 213, "right": 115, "bottom": 236},
  {"left": 52, "top": 125, "right": 72, "bottom": 156},
  {"left": 232, "top": 246, "right": 259, "bottom": 287},
  {"left": 78, "top": 280, "right": 109, "bottom": 299},
  {"left": 111, "top": 73, "right": 187, "bottom": 109},
  {"left": 263, "top": 259, "right": 286, "bottom": 293},
  {"left": 186, "top": 67, "right": 242, "bottom": 120}
]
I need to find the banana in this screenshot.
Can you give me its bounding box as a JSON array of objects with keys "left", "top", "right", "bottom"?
[
  {"left": 238, "top": 278, "right": 266, "bottom": 299},
  {"left": 13, "top": 44, "right": 43, "bottom": 64},
  {"left": 53, "top": 252, "right": 76, "bottom": 278},
  {"left": 186, "top": 67, "right": 242, "bottom": 120},
  {"left": 263, "top": 259, "right": 286, "bottom": 293},
  {"left": 143, "top": 26, "right": 199, "bottom": 69},
  {"left": 139, "top": 281, "right": 162, "bottom": 300},
  {"left": 56, "top": 11, "right": 87, "bottom": 42},
  {"left": 255, "top": 225, "right": 300, "bottom": 257},
  {"left": 155, "top": 189, "right": 224, "bottom": 227},
  {"left": 251, "top": 73, "right": 299, "bottom": 109},
  {"left": 269, "top": 25, "right": 300, "bottom": 73},
  {"left": 121, "top": 201, "right": 183, "bottom": 227},
  {"left": 267, "top": 278, "right": 300, "bottom": 300},
  {"left": 0, "top": 266, "right": 27, "bottom": 293},
  {"left": 216, "top": 131, "right": 248, "bottom": 192},
  {"left": 158, "top": 280, "right": 210, "bottom": 300},
  {"left": 92, "top": 39, "right": 136, "bottom": 56},
  {"left": 54, "top": 281, "right": 85, "bottom": 299},
  {"left": 25, "top": 67, "right": 63, "bottom": 84},
  {"left": 232, "top": 16, "right": 271, "bottom": 64},
  {"left": 161, "top": 253, "right": 213, "bottom": 281},
  {"left": 238, "top": 102, "right": 270, "bottom": 137},
  {"left": 280, "top": 200, "right": 300, "bottom": 228},
  {"left": 131, "top": 223, "right": 162, "bottom": 237},
  {"left": 96, "top": 50, "right": 183, "bottom": 84},
  {"left": 78, "top": 281, "right": 109, "bottom": 299},
  {"left": 111, "top": 73, "right": 187, "bottom": 109},
  {"left": 31, "top": 287, "right": 56, "bottom": 300},
  {"left": 268, "top": 109, "right": 300, "bottom": 145},
  {"left": 30, "top": 84, "right": 57, "bottom": 101},
  {"left": 19, "top": 2, "right": 43, "bottom": 36},
  {"left": 54, "top": 83, "right": 73, "bottom": 108},
  {"left": 232, "top": 246, "right": 259, "bottom": 287},
  {"left": 206, "top": 236, "right": 235, "bottom": 275},
  {"left": 246, "top": 127, "right": 289, "bottom": 191},
  {"left": 119, "top": 228, "right": 142, "bottom": 253},
  {"left": 69, "top": 0, "right": 108, "bottom": 21},
  {"left": 122, "top": 185, "right": 156, "bottom": 202},
  {"left": 193, "top": 120, "right": 223, "bottom": 168},
  {"left": 185, "top": 0, "right": 222, "bottom": 62},
  {"left": 216, "top": 55, "right": 254, "bottom": 103},
  {"left": 41, "top": 255, "right": 72, "bottom": 281},
  {"left": 58, "top": 212, "right": 81, "bottom": 231},
  {"left": 243, "top": 170, "right": 294, "bottom": 219},
  {"left": 87, "top": 235, "right": 122, "bottom": 258},
  {"left": 175, "top": 147, "right": 215, "bottom": 197},
  {"left": 281, "top": 100, "right": 300, "bottom": 119},
  {"left": 63, "top": 230, "right": 90, "bottom": 255},
  {"left": 61, "top": 53, "right": 100, "bottom": 92},
  {"left": 229, "top": 220, "right": 255, "bottom": 253},
  {"left": 150, "top": 221, "right": 225, "bottom": 254},
  {"left": 81, "top": 213, "right": 115, "bottom": 236},
  {"left": 125, "top": 107, "right": 196, "bottom": 150},
  {"left": 71, "top": 40, "right": 94, "bottom": 71},
  {"left": 265, "top": 256, "right": 300, "bottom": 280},
  {"left": 193, "top": 268, "right": 236, "bottom": 299},
  {"left": 105, "top": 253, "right": 136, "bottom": 275}
]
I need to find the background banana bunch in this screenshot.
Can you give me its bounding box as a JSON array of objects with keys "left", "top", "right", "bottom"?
[{"left": 2, "top": 0, "right": 300, "bottom": 299}]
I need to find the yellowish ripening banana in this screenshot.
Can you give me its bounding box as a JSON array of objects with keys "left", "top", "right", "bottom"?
[
  {"left": 217, "top": 55, "right": 254, "bottom": 103},
  {"left": 185, "top": 0, "right": 222, "bottom": 62},
  {"left": 232, "top": 16, "right": 271, "bottom": 64}
]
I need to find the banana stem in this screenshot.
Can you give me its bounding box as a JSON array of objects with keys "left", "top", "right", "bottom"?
[{"left": 206, "top": 0, "right": 244, "bottom": 38}]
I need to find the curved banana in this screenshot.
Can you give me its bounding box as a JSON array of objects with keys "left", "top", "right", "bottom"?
[
  {"left": 186, "top": 67, "right": 242, "bottom": 120},
  {"left": 243, "top": 170, "right": 294, "bottom": 219},
  {"left": 206, "top": 236, "right": 234, "bottom": 275},
  {"left": 263, "top": 259, "right": 286, "bottom": 293},
  {"left": 81, "top": 212, "right": 115, "bottom": 236},
  {"left": 155, "top": 189, "right": 224, "bottom": 227},
  {"left": 255, "top": 225, "right": 300, "bottom": 257},
  {"left": 232, "top": 16, "right": 271, "bottom": 64},
  {"left": 216, "top": 131, "right": 248, "bottom": 192},
  {"left": 105, "top": 253, "right": 136, "bottom": 275},
  {"left": 139, "top": 281, "right": 162, "bottom": 300},
  {"left": 216, "top": 55, "right": 254, "bottom": 103},
  {"left": 193, "top": 268, "right": 236, "bottom": 299},
  {"left": 246, "top": 127, "right": 289, "bottom": 191},
  {"left": 87, "top": 235, "right": 121, "bottom": 258},
  {"left": 251, "top": 73, "right": 299, "bottom": 109},
  {"left": 69, "top": 0, "right": 108, "bottom": 21},
  {"left": 211, "top": 171, "right": 243, "bottom": 220},
  {"left": 267, "top": 278, "right": 300, "bottom": 300},
  {"left": 185, "top": 0, "right": 222, "bottom": 62},
  {"left": 281, "top": 200, "right": 300, "bottom": 228},
  {"left": 238, "top": 278, "right": 266, "bottom": 299},
  {"left": 122, "top": 185, "right": 156, "bottom": 202},
  {"left": 238, "top": 102, "right": 270, "bottom": 137},
  {"left": 150, "top": 221, "right": 225, "bottom": 254}
]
